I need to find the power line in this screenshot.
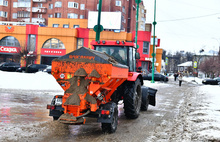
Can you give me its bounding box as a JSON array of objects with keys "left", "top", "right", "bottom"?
[{"left": 157, "top": 12, "right": 220, "bottom": 22}]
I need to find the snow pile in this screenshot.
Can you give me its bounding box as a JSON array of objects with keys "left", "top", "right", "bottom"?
[{"left": 0, "top": 71, "right": 63, "bottom": 92}]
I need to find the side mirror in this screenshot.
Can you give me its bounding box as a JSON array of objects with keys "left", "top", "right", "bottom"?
[{"left": 135, "top": 52, "right": 140, "bottom": 59}]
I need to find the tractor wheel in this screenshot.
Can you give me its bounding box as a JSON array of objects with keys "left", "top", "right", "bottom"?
[
  {"left": 123, "top": 79, "right": 142, "bottom": 119},
  {"left": 101, "top": 104, "right": 118, "bottom": 133}
]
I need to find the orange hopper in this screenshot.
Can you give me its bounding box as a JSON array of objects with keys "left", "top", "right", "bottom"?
[{"left": 51, "top": 47, "right": 128, "bottom": 123}]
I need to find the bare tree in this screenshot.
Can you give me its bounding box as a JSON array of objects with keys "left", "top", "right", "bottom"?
[{"left": 16, "top": 44, "right": 38, "bottom": 72}]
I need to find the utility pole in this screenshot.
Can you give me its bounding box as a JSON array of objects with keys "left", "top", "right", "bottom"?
[
  {"left": 94, "top": 0, "right": 103, "bottom": 41},
  {"left": 151, "top": 0, "right": 157, "bottom": 83},
  {"left": 135, "top": 0, "right": 141, "bottom": 49}
]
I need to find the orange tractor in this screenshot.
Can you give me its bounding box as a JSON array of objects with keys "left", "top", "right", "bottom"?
[{"left": 47, "top": 41, "right": 157, "bottom": 133}]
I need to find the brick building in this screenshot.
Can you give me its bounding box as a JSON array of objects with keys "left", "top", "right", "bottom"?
[{"left": 0, "top": 0, "right": 146, "bottom": 32}]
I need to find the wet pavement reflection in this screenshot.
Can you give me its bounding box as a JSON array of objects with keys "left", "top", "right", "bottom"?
[{"left": 0, "top": 91, "right": 52, "bottom": 125}]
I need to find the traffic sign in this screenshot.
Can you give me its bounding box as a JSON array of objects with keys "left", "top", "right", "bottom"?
[{"left": 193, "top": 61, "right": 197, "bottom": 68}]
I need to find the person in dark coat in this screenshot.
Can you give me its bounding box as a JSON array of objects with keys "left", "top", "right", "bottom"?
[{"left": 174, "top": 73, "right": 179, "bottom": 81}]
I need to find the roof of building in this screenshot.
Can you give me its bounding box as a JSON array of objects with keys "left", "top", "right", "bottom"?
[{"left": 177, "top": 61, "right": 192, "bottom": 67}]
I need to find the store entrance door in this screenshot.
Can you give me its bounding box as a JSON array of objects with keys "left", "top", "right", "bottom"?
[{"left": 41, "top": 56, "right": 58, "bottom": 65}]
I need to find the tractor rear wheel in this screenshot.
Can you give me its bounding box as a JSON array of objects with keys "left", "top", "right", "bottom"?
[
  {"left": 123, "top": 79, "right": 142, "bottom": 119},
  {"left": 101, "top": 103, "right": 118, "bottom": 133}
]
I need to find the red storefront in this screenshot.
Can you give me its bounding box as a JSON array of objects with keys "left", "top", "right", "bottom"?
[
  {"left": 0, "top": 46, "right": 21, "bottom": 63},
  {"left": 40, "top": 48, "right": 66, "bottom": 65}
]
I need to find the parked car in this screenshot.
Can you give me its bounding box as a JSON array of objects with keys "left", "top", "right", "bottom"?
[
  {"left": 144, "top": 73, "right": 169, "bottom": 82},
  {"left": 41, "top": 65, "right": 51, "bottom": 74},
  {"left": 16, "top": 64, "right": 48, "bottom": 73},
  {"left": 0, "top": 62, "right": 20, "bottom": 72},
  {"left": 202, "top": 77, "right": 220, "bottom": 85}
]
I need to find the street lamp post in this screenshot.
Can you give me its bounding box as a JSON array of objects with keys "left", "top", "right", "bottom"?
[{"left": 151, "top": 0, "right": 157, "bottom": 83}]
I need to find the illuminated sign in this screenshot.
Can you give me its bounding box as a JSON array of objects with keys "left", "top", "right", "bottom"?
[
  {"left": 41, "top": 48, "right": 66, "bottom": 56},
  {"left": 0, "top": 46, "right": 19, "bottom": 53}
]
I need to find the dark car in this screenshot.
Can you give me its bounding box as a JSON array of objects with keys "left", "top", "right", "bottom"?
[
  {"left": 0, "top": 62, "right": 21, "bottom": 72},
  {"left": 41, "top": 65, "right": 51, "bottom": 74},
  {"left": 144, "top": 73, "right": 169, "bottom": 82},
  {"left": 202, "top": 77, "right": 220, "bottom": 85},
  {"left": 16, "top": 64, "right": 48, "bottom": 73}
]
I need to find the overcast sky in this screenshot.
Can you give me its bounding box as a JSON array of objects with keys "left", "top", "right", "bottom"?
[{"left": 143, "top": 0, "right": 220, "bottom": 54}]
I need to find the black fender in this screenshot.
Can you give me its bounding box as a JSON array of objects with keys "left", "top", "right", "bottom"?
[{"left": 141, "top": 86, "right": 157, "bottom": 106}]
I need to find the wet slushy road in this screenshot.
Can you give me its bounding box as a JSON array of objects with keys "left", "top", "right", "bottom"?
[{"left": 0, "top": 80, "right": 198, "bottom": 142}]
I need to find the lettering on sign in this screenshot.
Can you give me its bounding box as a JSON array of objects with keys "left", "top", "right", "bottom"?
[
  {"left": 69, "top": 55, "right": 95, "bottom": 60},
  {"left": 0, "top": 46, "right": 17, "bottom": 53},
  {"left": 44, "top": 50, "right": 63, "bottom": 54}
]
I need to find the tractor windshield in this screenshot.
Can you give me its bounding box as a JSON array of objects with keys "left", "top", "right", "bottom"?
[
  {"left": 95, "top": 46, "right": 128, "bottom": 65},
  {"left": 95, "top": 45, "right": 136, "bottom": 72}
]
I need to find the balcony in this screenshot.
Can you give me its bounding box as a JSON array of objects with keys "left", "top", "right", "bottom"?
[
  {"left": 26, "top": 7, "right": 47, "bottom": 13},
  {"left": 33, "top": 0, "right": 47, "bottom": 2},
  {"left": 17, "top": 18, "right": 46, "bottom": 24}
]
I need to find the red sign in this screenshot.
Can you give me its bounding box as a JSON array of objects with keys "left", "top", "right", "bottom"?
[
  {"left": 41, "top": 48, "right": 66, "bottom": 56},
  {"left": 0, "top": 46, "right": 20, "bottom": 53}
]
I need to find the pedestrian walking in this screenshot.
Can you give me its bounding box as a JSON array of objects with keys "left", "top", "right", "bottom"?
[
  {"left": 178, "top": 73, "right": 183, "bottom": 86},
  {"left": 174, "top": 73, "right": 178, "bottom": 81}
]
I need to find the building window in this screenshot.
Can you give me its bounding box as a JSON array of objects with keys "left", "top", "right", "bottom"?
[
  {"left": 55, "top": 1, "right": 62, "bottom": 8},
  {"left": 122, "top": 6, "right": 125, "bottom": 13},
  {"left": 28, "top": 35, "right": 36, "bottom": 52},
  {"left": 73, "top": 25, "right": 79, "bottom": 28},
  {"left": 0, "top": 36, "right": 20, "bottom": 47},
  {"left": 38, "top": 14, "right": 42, "bottom": 18},
  {"left": 143, "top": 41, "right": 150, "bottom": 54},
  {"left": 68, "top": 2, "right": 78, "bottom": 9},
  {"left": 17, "top": 11, "right": 30, "bottom": 18},
  {"left": 115, "top": 1, "right": 121, "bottom": 6},
  {"left": 142, "top": 9, "right": 145, "bottom": 13},
  {"left": 38, "top": 3, "right": 42, "bottom": 7},
  {"left": 67, "top": 13, "right": 78, "bottom": 19},
  {"left": 49, "top": 3, "right": 53, "bottom": 9},
  {"left": 12, "top": 13, "right": 17, "bottom": 19},
  {"left": 63, "top": 24, "right": 69, "bottom": 28},
  {"left": 77, "top": 38, "right": 84, "bottom": 49},
  {"left": 17, "top": 0, "right": 31, "bottom": 8},
  {"left": 2, "top": 0, "right": 8, "bottom": 6},
  {"left": 42, "top": 38, "right": 65, "bottom": 49},
  {"left": 55, "top": 13, "right": 61, "bottom": 18},
  {"left": 80, "top": 15, "right": 84, "bottom": 19},
  {"left": 80, "top": 4, "right": 85, "bottom": 10},
  {"left": 53, "top": 24, "right": 59, "bottom": 27},
  {"left": 97, "top": 4, "right": 99, "bottom": 10},
  {"left": 13, "top": 2, "right": 17, "bottom": 8},
  {"left": 48, "top": 14, "right": 53, "bottom": 18},
  {"left": 0, "top": 11, "right": 7, "bottom": 18},
  {"left": 0, "top": 0, "right": 8, "bottom": 6}
]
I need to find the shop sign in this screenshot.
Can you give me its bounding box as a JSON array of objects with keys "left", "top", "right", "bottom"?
[
  {"left": 41, "top": 48, "right": 66, "bottom": 56},
  {"left": 0, "top": 46, "right": 19, "bottom": 53}
]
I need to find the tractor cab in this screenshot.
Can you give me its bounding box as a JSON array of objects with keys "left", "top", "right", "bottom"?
[{"left": 91, "top": 40, "right": 139, "bottom": 72}]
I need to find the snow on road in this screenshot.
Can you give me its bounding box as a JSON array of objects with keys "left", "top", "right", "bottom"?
[{"left": 0, "top": 71, "right": 64, "bottom": 94}]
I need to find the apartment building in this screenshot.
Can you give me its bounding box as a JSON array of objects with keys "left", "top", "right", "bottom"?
[{"left": 0, "top": 0, "right": 146, "bottom": 32}]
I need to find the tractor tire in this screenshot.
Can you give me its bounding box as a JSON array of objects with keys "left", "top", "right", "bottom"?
[
  {"left": 123, "top": 79, "right": 142, "bottom": 119},
  {"left": 101, "top": 103, "right": 118, "bottom": 133}
]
